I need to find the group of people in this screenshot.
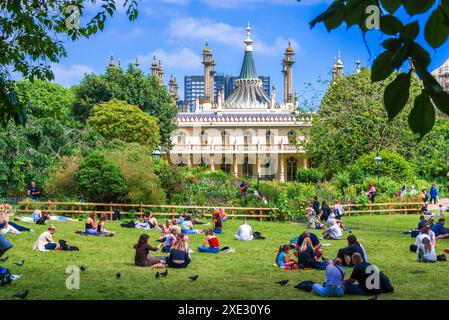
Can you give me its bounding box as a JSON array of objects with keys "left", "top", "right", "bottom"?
[
  {"left": 306, "top": 197, "right": 348, "bottom": 240},
  {"left": 412, "top": 214, "right": 449, "bottom": 262}
]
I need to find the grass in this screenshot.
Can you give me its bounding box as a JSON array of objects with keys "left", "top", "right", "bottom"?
[{"left": 0, "top": 213, "right": 448, "bottom": 300}]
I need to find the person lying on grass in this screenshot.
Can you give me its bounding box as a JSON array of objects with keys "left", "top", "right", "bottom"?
[
  {"left": 166, "top": 234, "right": 191, "bottom": 269},
  {"left": 297, "top": 237, "right": 330, "bottom": 270},
  {"left": 322, "top": 219, "right": 342, "bottom": 240},
  {"left": 198, "top": 228, "right": 220, "bottom": 253},
  {"left": 417, "top": 236, "right": 437, "bottom": 262},
  {"left": 276, "top": 244, "right": 298, "bottom": 270},
  {"left": 336, "top": 235, "right": 368, "bottom": 267},
  {"left": 15, "top": 208, "right": 77, "bottom": 223},
  {"left": 293, "top": 231, "right": 323, "bottom": 261},
  {"left": 135, "top": 211, "right": 161, "bottom": 231},
  {"left": 33, "top": 225, "right": 59, "bottom": 251},
  {"left": 133, "top": 234, "right": 166, "bottom": 268},
  {"left": 311, "top": 258, "right": 345, "bottom": 297},
  {"left": 181, "top": 215, "right": 204, "bottom": 235},
  {"left": 432, "top": 218, "right": 449, "bottom": 239}
]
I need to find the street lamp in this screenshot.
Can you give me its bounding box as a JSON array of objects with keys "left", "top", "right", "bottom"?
[
  {"left": 151, "top": 149, "right": 162, "bottom": 162},
  {"left": 374, "top": 153, "right": 382, "bottom": 188}
]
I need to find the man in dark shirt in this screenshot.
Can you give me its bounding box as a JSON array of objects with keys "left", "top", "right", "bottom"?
[
  {"left": 344, "top": 253, "right": 382, "bottom": 295},
  {"left": 432, "top": 218, "right": 449, "bottom": 239},
  {"left": 28, "top": 181, "right": 41, "bottom": 201},
  {"left": 296, "top": 231, "right": 322, "bottom": 260},
  {"left": 417, "top": 215, "right": 428, "bottom": 231},
  {"left": 312, "top": 196, "right": 321, "bottom": 217}
]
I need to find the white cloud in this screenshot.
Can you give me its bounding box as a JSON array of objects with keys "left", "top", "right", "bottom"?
[
  {"left": 51, "top": 64, "right": 94, "bottom": 87},
  {"left": 137, "top": 48, "right": 202, "bottom": 70},
  {"left": 167, "top": 17, "right": 299, "bottom": 56}
]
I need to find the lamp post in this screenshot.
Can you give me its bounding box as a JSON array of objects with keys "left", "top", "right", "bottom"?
[
  {"left": 151, "top": 149, "right": 162, "bottom": 162},
  {"left": 374, "top": 153, "right": 382, "bottom": 188}
]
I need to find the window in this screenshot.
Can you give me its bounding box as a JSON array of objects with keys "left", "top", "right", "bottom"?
[
  {"left": 244, "top": 130, "right": 253, "bottom": 146},
  {"left": 177, "top": 131, "right": 187, "bottom": 145},
  {"left": 200, "top": 131, "right": 208, "bottom": 145},
  {"left": 287, "top": 130, "right": 297, "bottom": 144},
  {"left": 266, "top": 130, "right": 274, "bottom": 145},
  {"left": 220, "top": 156, "right": 231, "bottom": 173},
  {"left": 243, "top": 157, "right": 253, "bottom": 177},
  {"left": 221, "top": 130, "right": 230, "bottom": 146},
  {"left": 286, "top": 157, "right": 298, "bottom": 182}
]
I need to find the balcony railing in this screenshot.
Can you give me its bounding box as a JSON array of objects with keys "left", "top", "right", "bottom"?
[{"left": 171, "top": 144, "right": 302, "bottom": 153}]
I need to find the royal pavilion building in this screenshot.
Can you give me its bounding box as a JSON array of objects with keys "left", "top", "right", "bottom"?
[{"left": 166, "top": 24, "right": 313, "bottom": 182}]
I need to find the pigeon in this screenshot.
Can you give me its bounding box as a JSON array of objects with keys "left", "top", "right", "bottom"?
[
  {"left": 13, "top": 290, "right": 29, "bottom": 299},
  {"left": 116, "top": 272, "right": 121, "bottom": 279},
  {"left": 275, "top": 280, "right": 289, "bottom": 286},
  {"left": 13, "top": 260, "right": 25, "bottom": 267},
  {"left": 0, "top": 256, "right": 8, "bottom": 263},
  {"left": 155, "top": 272, "right": 160, "bottom": 279},
  {"left": 80, "top": 266, "right": 88, "bottom": 272},
  {"left": 368, "top": 295, "right": 378, "bottom": 301},
  {"left": 160, "top": 269, "right": 168, "bottom": 277},
  {"left": 188, "top": 275, "right": 199, "bottom": 281}
]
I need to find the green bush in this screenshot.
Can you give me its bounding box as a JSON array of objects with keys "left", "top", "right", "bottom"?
[
  {"left": 296, "top": 168, "right": 324, "bottom": 183},
  {"left": 74, "top": 152, "right": 128, "bottom": 202}
]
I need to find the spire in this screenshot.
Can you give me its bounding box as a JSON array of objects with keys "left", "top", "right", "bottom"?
[
  {"left": 118, "top": 58, "right": 122, "bottom": 68},
  {"left": 108, "top": 53, "right": 115, "bottom": 68},
  {"left": 202, "top": 40, "right": 215, "bottom": 103},
  {"left": 244, "top": 22, "right": 253, "bottom": 52},
  {"left": 356, "top": 58, "right": 361, "bottom": 73},
  {"left": 134, "top": 57, "right": 140, "bottom": 69},
  {"left": 283, "top": 40, "right": 295, "bottom": 103},
  {"left": 239, "top": 23, "right": 258, "bottom": 79}
]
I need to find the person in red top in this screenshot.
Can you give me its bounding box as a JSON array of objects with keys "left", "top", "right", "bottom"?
[{"left": 198, "top": 228, "right": 220, "bottom": 253}]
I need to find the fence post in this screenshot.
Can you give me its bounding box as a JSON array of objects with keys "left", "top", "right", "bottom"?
[
  {"left": 140, "top": 204, "right": 143, "bottom": 219},
  {"left": 109, "top": 203, "right": 113, "bottom": 221},
  {"left": 71, "top": 203, "right": 74, "bottom": 215},
  {"left": 347, "top": 203, "right": 351, "bottom": 217},
  {"left": 231, "top": 209, "right": 235, "bottom": 219},
  {"left": 369, "top": 203, "right": 372, "bottom": 215},
  {"left": 171, "top": 207, "right": 175, "bottom": 219},
  {"left": 259, "top": 209, "right": 263, "bottom": 222},
  {"left": 389, "top": 203, "right": 392, "bottom": 215},
  {"left": 25, "top": 201, "right": 29, "bottom": 214},
  {"left": 202, "top": 208, "right": 206, "bottom": 218}
]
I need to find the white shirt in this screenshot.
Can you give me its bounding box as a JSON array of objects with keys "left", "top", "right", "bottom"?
[
  {"left": 33, "top": 231, "right": 53, "bottom": 251},
  {"left": 235, "top": 223, "right": 253, "bottom": 241},
  {"left": 419, "top": 242, "right": 437, "bottom": 262},
  {"left": 329, "top": 224, "right": 342, "bottom": 239}
]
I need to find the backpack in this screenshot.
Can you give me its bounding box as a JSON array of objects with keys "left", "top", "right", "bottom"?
[
  {"left": 437, "top": 254, "right": 447, "bottom": 262},
  {"left": 379, "top": 272, "right": 394, "bottom": 293},
  {"left": 294, "top": 280, "right": 315, "bottom": 292},
  {"left": 0, "top": 266, "right": 11, "bottom": 287},
  {"left": 253, "top": 231, "right": 265, "bottom": 240},
  {"left": 410, "top": 244, "right": 418, "bottom": 252},
  {"left": 120, "top": 221, "right": 136, "bottom": 228},
  {"left": 36, "top": 217, "right": 46, "bottom": 225},
  {"left": 112, "top": 209, "right": 121, "bottom": 221}
]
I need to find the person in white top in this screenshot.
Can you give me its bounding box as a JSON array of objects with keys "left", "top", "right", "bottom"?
[
  {"left": 415, "top": 223, "right": 436, "bottom": 252},
  {"left": 322, "top": 219, "right": 343, "bottom": 240},
  {"left": 33, "top": 225, "right": 58, "bottom": 251},
  {"left": 235, "top": 219, "right": 253, "bottom": 241},
  {"left": 418, "top": 236, "right": 437, "bottom": 262}
]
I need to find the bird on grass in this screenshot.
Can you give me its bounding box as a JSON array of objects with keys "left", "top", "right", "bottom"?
[
  {"left": 275, "top": 280, "right": 289, "bottom": 286},
  {"left": 13, "top": 290, "right": 29, "bottom": 299},
  {"left": 13, "top": 260, "right": 25, "bottom": 267},
  {"left": 188, "top": 275, "right": 199, "bottom": 282},
  {"left": 160, "top": 269, "right": 168, "bottom": 277},
  {"left": 155, "top": 272, "right": 160, "bottom": 279},
  {"left": 0, "top": 256, "right": 8, "bottom": 263},
  {"left": 116, "top": 272, "right": 121, "bottom": 279},
  {"left": 80, "top": 266, "right": 88, "bottom": 272}
]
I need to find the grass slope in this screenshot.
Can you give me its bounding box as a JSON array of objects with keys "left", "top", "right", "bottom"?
[{"left": 0, "top": 214, "right": 447, "bottom": 300}]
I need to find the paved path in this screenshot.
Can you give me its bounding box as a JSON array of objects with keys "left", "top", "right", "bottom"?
[{"left": 428, "top": 198, "right": 449, "bottom": 211}]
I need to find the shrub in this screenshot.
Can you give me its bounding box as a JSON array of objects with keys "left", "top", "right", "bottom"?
[
  {"left": 45, "top": 155, "right": 83, "bottom": 197},
  {"left": 296, "top": 168, "right": 324, "bottom": 183},
  {"left": 74, "top": 152, "right": 128, "bottom": 202}
]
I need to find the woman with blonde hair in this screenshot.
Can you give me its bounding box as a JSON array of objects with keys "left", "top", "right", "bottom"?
[
  {"left": 297, "top": 237, "right": 328, "bottom": 269},
  {"left": 322, "top": 219, "right": 343, "bottom": 240}
]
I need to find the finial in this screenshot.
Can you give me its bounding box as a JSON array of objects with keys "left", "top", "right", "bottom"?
[
  {"left": 134, "top": 57, "right": 140, "bottom": 68},
  {"left": 244, "top": 22, "right": 254, "bottom": 52},
  {"left": 356, "top": 58, "right": 361, "bottom": 73},
  {"left": 108, "top": 53, "right": 115, "bottom": 67},
  {"left": 205, "top": 40, "right": 208, "bottom": 47},
  {"left": 118, "top": 58, "right": 121, "bottom": 67}
]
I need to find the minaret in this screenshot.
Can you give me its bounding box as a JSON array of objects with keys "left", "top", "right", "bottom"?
[
  {"left": 118, "top": 58, "right": 122, "bottom": 69},
  {"left": 202, "top": 41, "right": 215, "bottom": 103},
  {"left": 158, "top": 60, "right": 164, "bottom": 82},
  {"left": 133, "top": 57, "right": 140, "bottom": 69},
  {"left": 270, "top": 85, "right": 276, "bottom": 109},
  {"left": 335, "top": 51, "right": 344, "bottom": 76},
  {"left": 168, "top": 73, "right": 179, "bottom": 104},
  {"left": 108, "top": 53, "right": 115, "bottom": 68},
  {"left": 150, "top": 55, "right": 159, "bottom": 78},
  {"left": 356, "top": 58, "right": 361, "bottom": 73},
  {"left": 282, "top": 41, "right": 295, "bottom": 103}
]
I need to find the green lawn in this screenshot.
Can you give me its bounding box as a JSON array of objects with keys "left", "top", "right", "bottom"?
[{"left": 0, "top": 213, "right": 447, "bottom": 300}]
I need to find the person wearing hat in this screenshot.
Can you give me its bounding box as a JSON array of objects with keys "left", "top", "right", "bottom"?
[{"left": 33, "top": 225, "right": 58, "bottom": 251}]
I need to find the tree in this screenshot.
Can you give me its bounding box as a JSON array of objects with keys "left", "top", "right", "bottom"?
[
  {"left": 0, "top": 0, "right": 139, "bottom": 125},
  {"left": 88, "top": 99, "right": 160, "bottom": 149},
  {"left": 14, "top": 79, "right": 75, "bottom": 121},
  {"left": 73, "top": 67, "right": 177, "bottom": 149},
  {"left": 74, "top": 152, "right": 128, "bottom": 202},
  {"left": 310, "top": 0, "right": 449, "bottom": 138},
  {"left": 307, "top": 68, "right": 421, "bottom": 176}
]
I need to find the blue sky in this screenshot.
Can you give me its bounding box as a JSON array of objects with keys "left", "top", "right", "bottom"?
[{"left": 54, "top": 0, "right": 449, "bottom": 105}]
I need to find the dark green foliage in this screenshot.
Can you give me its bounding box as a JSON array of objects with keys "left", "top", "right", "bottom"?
[
  {"left": 74, "top": 152, "right": 128, "bottom": 202},
  {"left": 296, "top": 168, "right": 325, "bottom": 183}
]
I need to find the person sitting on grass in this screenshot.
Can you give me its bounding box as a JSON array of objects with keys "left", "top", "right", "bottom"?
[
  {"left": 297, "top": 237, "right": 329, "bottom": 270},
  {"left": 294, "top": 231, "right": 322, "bottom": 261},
  {"left": 417, "top": 215, "right": 428, "bottom": 231},
  {"left": 336, "top": 235, "right": 368, "bottom": 267},
  {"left": 439, "top": 204, "right": 445, "bottom": 217},
  {"left": 235, "top": 219, "right": 254, "bottom": 241},
  {"left": 133, "top": 234, "right": 165, "bottom": 268},
  {"left": 344, "top": 253, "right": 382, "bottom": 295},
  {"left": 416, "top": 223, "right": 436, "bottom": 250},
  {"left": 212, "top": 209, "right": 224, "bottom": 234},
  {"left": 162, "top": 219, "right": 173, "bottom": 236},
  {"left": 306, "top": 208, "right": 324, "bottom": 229},
  {"left": 322, "top": 219, "right": 343, "bottom": 240},
  {"left": 181, "top": 215, "right": 204, "bottom": 235},
  {"left": 432, "top": 218, "right": 449, "bottom": 239},
  {"left": 198, "top": 228, "right": 220, "bottom": 253},
  {"left": 14, "top": 208, "right": 44, "bottom": 223},
  {"left": 311, "top": 258, "right": 346, "bottom": 297},
  {"left": 418, "top": 236, "right": 437, "bottom": 262},
  {"left": 85, "top": 212, "right": 99, "bottom": 235},
  {"left": 33, "top": 225, "right": 58, "bottom": 251},
  {"left": 162, "top": 226, "right": 180, "bottom": 253},
  {"left": 97, "top": 214, "right": 115, "bottom": 237},
  {"left": 276, "top": 244, "right": 298, "bottom": 270},
  {"left": 0, "top": 208, "right": 20, "bottom": 234},
  {"left": 166, "top": 234, "right": 191, "bottom": 269},
  {"left": 0, "top": 204, "right": 31, "bottom": 232}
]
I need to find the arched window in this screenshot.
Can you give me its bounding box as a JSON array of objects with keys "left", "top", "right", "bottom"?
[
  {"left": 200, "top": 131, "right": 208, "bottom": 145},
  {"left": 266, "top": 130, "right": 274, "bottom": 145},
  {"left": 177, "top": 131, "right": 187, "bottom": 145},
  {"left": 175, "top": 155, "right": 188, "bottom": 167},
  {"left": 286, "top": 157, "right": 298, "bottom": 182},
  {"left": 221, "top": 130, "right": 230, "bottom": 146},
  {"left": 287, "top": 130, "right": 297, "bottom": 144},
  {"left": 243, "top": 157, "right": 253, "bottom": 177},
  {"left": 220, "top": 156, "right": 231, "bottom": 173},
  {"left": 244, "top": 130, "right": 253, "bottom": 146}
]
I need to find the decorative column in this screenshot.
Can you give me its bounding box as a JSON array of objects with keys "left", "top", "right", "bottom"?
[
  {"left": 279, "top": 154, "right": 285, "bottom": 182},
  {"left": 233, "top": 154, "right": 239, "bottom": 177},
  {"left": 210, "top": 159, "right": 215, "bottom": 171}
]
